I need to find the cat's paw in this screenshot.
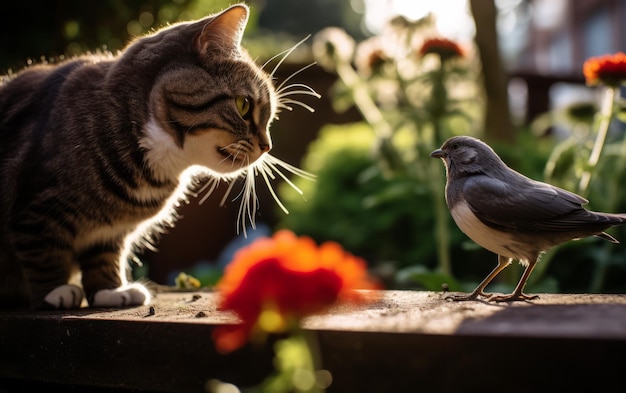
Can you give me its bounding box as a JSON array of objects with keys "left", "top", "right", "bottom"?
[
  {"left": 92, "top": 283, "right": 151, "bottom": 307},
  {"left": 44, "top": 284, "right": 85, "bottom": 309}
]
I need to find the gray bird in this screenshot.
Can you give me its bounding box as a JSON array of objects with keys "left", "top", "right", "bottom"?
[{"left": 431, "top": 135, "right": 626, "bottom": 302}]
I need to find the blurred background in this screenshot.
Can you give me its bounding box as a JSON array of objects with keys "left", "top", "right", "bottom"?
[{"left": 2, "top": 0, "right": 626, "bottom": 295}]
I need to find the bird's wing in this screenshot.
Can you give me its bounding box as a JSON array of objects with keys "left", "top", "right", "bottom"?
[{"left": 462, "top": 173, "right": 590, "bottom": 233}]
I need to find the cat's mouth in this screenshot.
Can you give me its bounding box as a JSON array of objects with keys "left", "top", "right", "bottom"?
[
  {"left": 217, "top": 147, "right": 244, "bottom": 163},
  {"left": 217, "top": 141, "right": 255, "bottom": 166}
]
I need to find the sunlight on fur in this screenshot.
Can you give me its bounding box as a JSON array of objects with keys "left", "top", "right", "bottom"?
[
  {"left": 197, "top": 37, "right": 320, "bottom": 237},
  {"left": 124, "top": 37, "right": 320, "bottom": 277}
]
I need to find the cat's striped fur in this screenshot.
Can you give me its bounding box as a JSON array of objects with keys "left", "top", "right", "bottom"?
[{"left": 0, "top": 4, "right": 315, "bottom": 309}]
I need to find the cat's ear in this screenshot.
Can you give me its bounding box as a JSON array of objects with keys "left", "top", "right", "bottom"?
[{"left": 194, "top": 4, "right": 249, "bottom": 57}]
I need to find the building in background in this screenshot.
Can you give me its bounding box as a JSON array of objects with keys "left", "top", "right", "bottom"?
[{"left": 507, "top": 0, "right": 626, "bottom": 124}]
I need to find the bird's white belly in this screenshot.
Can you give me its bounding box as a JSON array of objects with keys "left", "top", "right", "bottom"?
[{"left": 450, "top": 201, "right": 521, "bottom": 261}]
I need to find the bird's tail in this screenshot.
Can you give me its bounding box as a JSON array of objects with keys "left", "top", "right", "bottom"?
[
  {"left": 596, "top": 232, "right": 619, "bottom": 244},
  {"left": 602, "top": 212, "right": 626, "bottom": 223},
  {"left": 596, "top": 212, "right": 626, "bottom": 244}
]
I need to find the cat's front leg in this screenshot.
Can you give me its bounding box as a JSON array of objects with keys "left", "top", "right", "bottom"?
[
  {"left": 79, "top": 242, "right": 151, "bottom": 307},
  {"left": 43, "top": 284, "right": 84, "bottom": 309},
  {"left": 13, "top": 239, "right": 79, "bottom": 309},
  {"left": 0, "top": 249, "right": 32, "bottom": 309},
  {"left": 92, "top": 283, "right": 151, "bottom": 307}
]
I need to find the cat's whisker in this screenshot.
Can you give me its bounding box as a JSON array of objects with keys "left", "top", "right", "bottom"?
[
  {"left": 227, "top": 169, "right": 258, "bottom": 237},
  {"left": 264, "top": 155, "right": 316, "bottom": 181},
  {"left": 230, "top": 153, "right": 241, "bottom": 167},
  {"left": 198, "top": 177, "right": 221, "bottom": 205},
  {"left": 237, "top": 198, "right": 248, "bottom": 237},
  {"left": 236, "top": 153, "right": 249, "bottom": 170},
  {"left": 276, "top": 91, "right": 320, "bottom": 112},
  {"left": 259, "top": 162, "right": 277, "bottom": 181},
  {"left": 219, "top": 179, "right": 238, "bottom": 208},
  {"left": 273, "top": 63, "right": 320, "bottom": 115},
  {"left": 239, "top": 169, "right": 259, "bottom": 236},
  {"left": 268, "top": 35, "right": 312, "bottom": 79},
  {"left": 261, "top": 47, "right": 293, "bottom": 72},
  {"left": 261, "top": 159, "right": 307, "bottom": 196},
  {"left": 258, "top": 164, "right": 289, "bottom": 215},
  {"left": 195, "top": 175, "right": 217, "bottom": 195},
  {"left": 218, "top": 154, "right": 233, "bottom": 166},
  {"left": 277, "top": 98, "right": 317, "bottom": 113},
  {"left": 277, "top": 103, "right": 295, "bottom": 112},
  {"left": 224, "top": 152, "right": 317, "bottom": 236},
  {"left": 260, "top": 38, "right": 320, "bottom": 141},
  {"left": 275, "top": 62, "right": 318, "bottom": 93},
  {"left": 215, "top": 38, "right": 319, "bottom": 237},
  {"left": 217, "top": 146, "right": 244, "bottom": 168},
  {"left": 276, "top": 86, "right": 321, "bottom": 99}
]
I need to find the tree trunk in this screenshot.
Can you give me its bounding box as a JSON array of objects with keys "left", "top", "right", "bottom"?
[{"left": 469, "top": 0, "right": 515, "bottom": 142}]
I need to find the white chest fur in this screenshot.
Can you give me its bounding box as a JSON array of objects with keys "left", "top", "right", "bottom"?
[{"left": 450, "top": 200, "right": 527, "bottom": 263}]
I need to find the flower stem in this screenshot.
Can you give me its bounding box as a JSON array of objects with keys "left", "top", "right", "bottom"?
[
  {"left": 429, "top": 68, "right": 451, "bottom": 275},
  {"left": 432, "top": 168, "right": 451, "bottom": 276},
  {"left": 334, "top": 62, "right": 404, "bottom": 172},
  {"left": 334, "top": 62, "right": 391, "bottom": 140},
  {"left": 578, "top": 85, "right": 617, "bottom": 196}
]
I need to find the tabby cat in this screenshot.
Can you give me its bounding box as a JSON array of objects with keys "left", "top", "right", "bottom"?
[{"left": 0, "top": 4, "right": 315, "bottom": 309}]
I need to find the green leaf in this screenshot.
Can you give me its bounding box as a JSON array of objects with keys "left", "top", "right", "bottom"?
[
  {"left": 615, "top": 99, "right": 626, "bottom": 123},
  {"left": 395, "top": 265, "right": 464, "bottom": 291}
]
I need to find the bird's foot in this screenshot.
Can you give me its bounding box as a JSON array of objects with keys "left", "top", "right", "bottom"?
[
  {"left": 445, "top": 291, "right": 492, "bottom": 302},
  {"left": 489, "top": 292, "right": 539, "bottom": 303}
]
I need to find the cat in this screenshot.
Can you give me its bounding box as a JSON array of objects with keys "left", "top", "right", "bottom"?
[{"left": 0, "top": 4, "right": 317, "bottom": 310}]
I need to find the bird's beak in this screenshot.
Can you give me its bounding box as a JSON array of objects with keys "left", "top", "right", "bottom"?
[{"left": 430, "top": 149, "right": 445, "bottom": 158}]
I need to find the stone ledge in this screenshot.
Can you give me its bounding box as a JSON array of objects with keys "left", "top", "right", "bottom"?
[{"left": 1, "top": 290, "right": 625, "bottom": 392}]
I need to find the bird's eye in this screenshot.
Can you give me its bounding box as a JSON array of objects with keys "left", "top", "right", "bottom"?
[
  {"left": 452, "top": 143, "right": 460, "bottom": 150},
  {"left": 235, "top": 96, "right": 252, "bottom": 119}
]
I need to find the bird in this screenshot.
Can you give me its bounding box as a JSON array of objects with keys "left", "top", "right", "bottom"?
[{"left": 430, "top": 135, "right": 626, "bottom": 302}]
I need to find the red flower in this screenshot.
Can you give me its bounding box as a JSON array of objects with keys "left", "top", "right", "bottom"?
[
  {"left": 418, "top": 38, "right": 465, "bottom": 61},
  {"left": 361, "top": 48, "right": 387, "bottom": 76},
  {"left": 212, "top": 230, "right": 379, "bottom": 353},
  {"left": 583, "top": 52, "right": 626, "bottom": 86}
]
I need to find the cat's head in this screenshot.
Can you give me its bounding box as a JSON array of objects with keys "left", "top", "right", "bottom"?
[
  {"left": 131, "top": 4, "right": 318, "bottom": 235},
  {"left": 138, "top": 4, "right": 277, "bottom": 181}
]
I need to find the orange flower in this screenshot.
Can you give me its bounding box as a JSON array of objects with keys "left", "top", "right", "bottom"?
[
  {"left": 213, "top": 230, "right": 379, "bottom": 353},
  {"left": 418, "top": 38, "right": 465, "bottom": 61},
  {"left": 583, "top": 52, "right": 626, "bottom": 86}
]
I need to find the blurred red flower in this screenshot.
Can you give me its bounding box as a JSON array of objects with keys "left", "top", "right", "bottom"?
[
  {"left": 212, "top": 230, "right": 380, "bottom": 354},
  {"left": 418, "top": 38, "right": 465, "bottom": 61},
  {"left": 583, "top": 52, "right": 626, "bottom": 86}
]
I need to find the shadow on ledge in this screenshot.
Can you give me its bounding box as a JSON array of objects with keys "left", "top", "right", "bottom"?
[{"left": 1, "top": 290, "right": 625, "bottom": 392}]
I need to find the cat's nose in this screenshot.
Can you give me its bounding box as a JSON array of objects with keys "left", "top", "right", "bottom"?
[{"left": 258, "top": 133, "right": 272, "bottom": 153}]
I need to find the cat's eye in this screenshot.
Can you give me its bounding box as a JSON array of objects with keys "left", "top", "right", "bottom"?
[{"left": 235, "top": 96, "right": 252, "bottom": 119}]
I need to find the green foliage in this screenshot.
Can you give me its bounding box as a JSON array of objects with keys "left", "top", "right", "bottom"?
[
  {"left": 0, "top": 0, "right": 364, "bottom": 74},
  {"left": 278, "top": 123, "right": 443, "bottom": 271},
  {"left": 530, "top": 85, "right": 626, "bottom": 293},
  {"left": 209, "top": 330, "right": 329, "bottom": 393},
  {"left": 280, "top": 15, "right": 563, "bottom": 292},
  {"left": 174, "top": 272, "right": 201, "bottom": 290},
  {"left": 491, "top": 128, "right": 554, "bottom": 180},
  {"left": 0, "top": 0, "right": 238, "bottom": 73},
  {"left": 277, "top": 123, "right": 568, "bottom": 292},
  {"left": 395, "top": 265, "right": 464, "bottom": 292},
  {"left": 255, "top": 333, "right": 327, "bottom": 393},
  {"left": 304, "top": 16, "right": 485, "bottom": 285}
]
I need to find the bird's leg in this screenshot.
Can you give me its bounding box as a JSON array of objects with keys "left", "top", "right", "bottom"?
[
  {"left": 446, "top": 255, "right": 511, "bottom": 301},
  {"left": 490, "top": 258, "right": 540, "bottom": 302}
]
